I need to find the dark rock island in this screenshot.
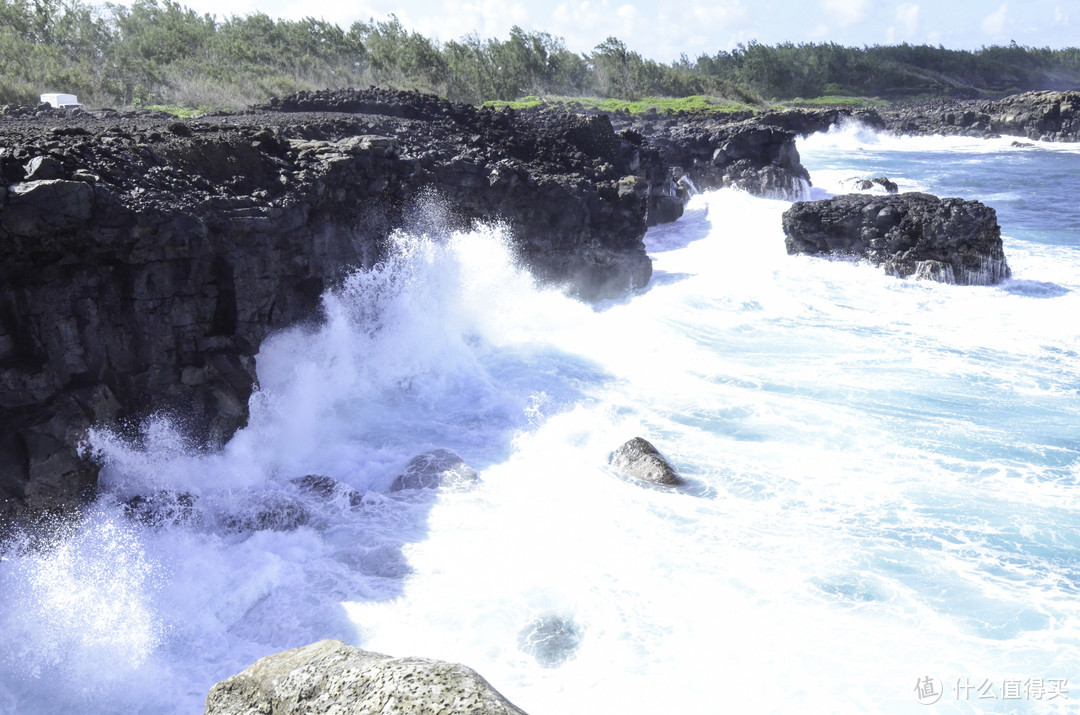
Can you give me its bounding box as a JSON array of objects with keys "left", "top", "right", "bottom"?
[{"left": 782, "top": 192, "right": 1011, "bottom": 284}]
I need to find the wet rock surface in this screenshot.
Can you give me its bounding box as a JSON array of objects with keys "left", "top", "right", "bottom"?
[
  {"left": 389, "top": 448, "right": 478, "bottom": 492},
  {"left": 204, "top": 638, "right": 528, "bottom": 715},
  {"left": 782, "top": 192, "right": 1011, "bottom": 284},
  {"left": 0, "top": 88, "right": 670, "bottom": 524},
  {"left": 612, "top": 113, "right": 813, "bottom": 199},
  {"left": 0, "top": 87, "right": 878, "bottom": 525},
  {"left": 517, "top": 615, "right": 584, "bottom": 668},
  {"left": 609, "top": 437, "right": 684, "bottom": 486}
]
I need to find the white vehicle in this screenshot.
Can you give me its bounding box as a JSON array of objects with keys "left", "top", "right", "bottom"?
[{"left": 39, "top": 93, "right": 84, "bottom": 109}]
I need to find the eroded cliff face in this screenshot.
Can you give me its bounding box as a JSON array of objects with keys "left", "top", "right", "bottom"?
[
  {"left": 612, "top": 113, "right": 816, "bottom": 200},
  {"left": 0, "top": 87, "right": 830, "bottom": 524},
  {"left": 0, "top": 89, "right": 665, "bottom": 523}
]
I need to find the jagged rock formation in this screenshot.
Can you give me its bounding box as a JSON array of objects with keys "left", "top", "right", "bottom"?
[
  {"left": 204, "top": 639, "right": 528, "bottom": 715},
  {"left": 609, "top": 437, "right": 684, "bottom": 486},
  {"left": 0, "top": 88, "right": 674, "bottom": 523},
  {"left": 782, "top": 192, "right": 1011, "bottom": 284},
  {"left": 753, "top": 107, "right": 887, "bottom": 137},
  {"left": 880, "top": 91, "right": 1080, "bottom": 141},
  {"left": 612, "top": 115, "right": 812, "bottom": 199},
  {"left": 0, "top": 87, "right": 843, "bottom": 524}
]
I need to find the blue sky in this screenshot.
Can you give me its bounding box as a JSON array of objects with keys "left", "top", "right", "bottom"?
[{"left": 157, "top": 0, "right": 1077, "bottom": 61}]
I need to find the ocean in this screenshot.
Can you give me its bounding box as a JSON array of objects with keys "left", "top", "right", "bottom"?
[{"left": 1, "top": 121, "right": 1078, "bottom": 713}]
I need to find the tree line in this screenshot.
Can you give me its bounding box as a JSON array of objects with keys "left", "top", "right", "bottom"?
[{"left": 3, "top": 0, "right": 1079, "bottom": 110}]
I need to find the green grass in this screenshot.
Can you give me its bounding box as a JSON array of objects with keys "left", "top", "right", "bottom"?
[
  {"left": 483, "top": 94, "right": 759, "bottom": 114},
  {"left": 142, "top": 104, "right": 210, "bottom": 118},
  {"left": 781, "top": 95, "right": 890, "bottom": 108}
]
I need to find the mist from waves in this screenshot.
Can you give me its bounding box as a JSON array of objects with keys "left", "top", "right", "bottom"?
[{"left": 1, "top": 125, "right": 1080, "bottom": 713}]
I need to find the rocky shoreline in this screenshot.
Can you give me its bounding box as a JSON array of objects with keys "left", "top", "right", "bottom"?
[
  {"left": 2, "top": 87, "right": 1077, "bottom": 526},
  {"left": 876, "top": 90, "right": 1080, "bottom": 141},
  {"left": 0, "top": 87, "right": 811, "bottom": 525}
]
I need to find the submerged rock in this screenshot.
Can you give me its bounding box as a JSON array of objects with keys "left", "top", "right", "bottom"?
[
  {"left": 518, "top": 615, "right": 584, "bottom": 668},
  {"left": 609, "top": 437, "right": 684, "bottom": 486},
  {"left": 218, "top": 492, "right": 310, "bottom": 533},
  {"left": 204, "top": 638, "right": 528, "bottom": 715},
  {"left": 290, "top": 474, "right": 364, "bottom": 507},
  {"left": 782, "top": 192, "right": 1011, "bottom": 285},
  {"left": 123, "top": 491, "right": 201, "bottom": 529},
  {"left": 389, "top": 449, "right": 478, "bottom": 492}
]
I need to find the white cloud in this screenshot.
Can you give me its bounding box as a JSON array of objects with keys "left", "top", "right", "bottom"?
[
  {"left": 687, "top": 0, "right": 749, "bottom": 28},
  {"left": 896, "top": 3, "right": 920, "bottom": 36},
  {"left": 818, "top": 0, "right": 870, "bottom": 27},
  {"left": 886, "top": 3, "right": 919, "bottom": 43},
  {"left": 411, "top": 0, "right": 529, "bottom": 42},
  {"left": 982, "top": 2, "right": 1008, "bottom": 36}
]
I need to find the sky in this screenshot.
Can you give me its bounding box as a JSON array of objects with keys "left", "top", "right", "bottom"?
[{"left": 136, "top": 0, "right": 1078, "bottom": 61}]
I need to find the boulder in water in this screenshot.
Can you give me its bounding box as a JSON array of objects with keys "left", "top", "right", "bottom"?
[
  {"left": 389, "top": 449, "right": 478, "bottom": 491},
  {"left": 123, "top": 491, "right": 201, "bottom": 529},
  {"left": 609, "top": 437, "right": 684, "bottom": 486},
  {"left": 850, "top": 176, "right": 899, "bottom": 194},
  {"left": 517, "top": 615, "right": 584, "bottom": 668},
  {"left": 781, "top": 192, "right": 1011, "bottom": 285},
  {"left": 204, "top": 638, "right": 528, "bottom": 715},
  {"left": 290, "top": 474, "right": 364, "bottom": 508},
  {"left": 218, "top": 491, "right": 311, "bottom": 533}
]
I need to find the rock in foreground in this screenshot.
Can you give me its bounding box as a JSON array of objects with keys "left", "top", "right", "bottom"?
[
  {"left": 205, "top": 639, "right": 528, "bottom": 715},
  {"left": 782, "top": 192, "right": 1010, "bottom": 284},
  {"left": 609, "top": 437, "right": 684, "bottom": 486}
]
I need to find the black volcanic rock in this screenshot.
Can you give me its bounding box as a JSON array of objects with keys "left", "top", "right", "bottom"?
[
  {"left": 782, "top": 192, "right": 1011, "bottom": 284},
  {"left": 612, "top": 114, "right": 813, "bottom": 199},
  {"left": 0, "top": 88, "right": 662, "bottom": 524},
  {"left": 880, "top": 91, "right": 1080, "bottom": 141}
]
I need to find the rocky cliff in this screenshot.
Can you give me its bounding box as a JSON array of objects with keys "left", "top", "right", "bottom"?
[
  {"left": 612, "top": 113, "right": 814, "bottom": 199},
  {"left": 0, "top": 88, "right": 678, "bottom": 523}
]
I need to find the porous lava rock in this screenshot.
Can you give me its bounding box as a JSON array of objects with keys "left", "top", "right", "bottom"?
[
  {"left": 782, "top": 192, "right": 1011, "bottom": 284},
  {"left": 609, "top": 437, "right": 684, "bottom": 486},
  {"left": 204, "top": 638, "right": 528, "bottom": 715}
]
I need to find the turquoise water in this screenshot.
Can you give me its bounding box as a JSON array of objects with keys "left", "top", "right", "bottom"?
[{"left": 0, "top": 124, "right": 1078, "bottom": 713}]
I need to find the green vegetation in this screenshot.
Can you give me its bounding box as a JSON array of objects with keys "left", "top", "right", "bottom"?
[
  {"left": 3, "top": 0, "right": 1080, "bottom": 111},
  {"left": 782, "top": 96, "right": 891, "bottom": 108},
  {"left": 142, "top": 104, "right": 209, "bottom": 117},
  {"left": 483, "top": 95, "right": 756, "bottom": 114}
]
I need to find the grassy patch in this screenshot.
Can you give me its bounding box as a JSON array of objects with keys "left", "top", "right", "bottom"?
[
  {"left": 483, "top": 94, "right": 760, "bottom": 114},
  {"left": 782, "top": 95, "right": 890, "bottom": 108},
  {"left": 142, "top": 104, "right": 210, "bottom": 118}
]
